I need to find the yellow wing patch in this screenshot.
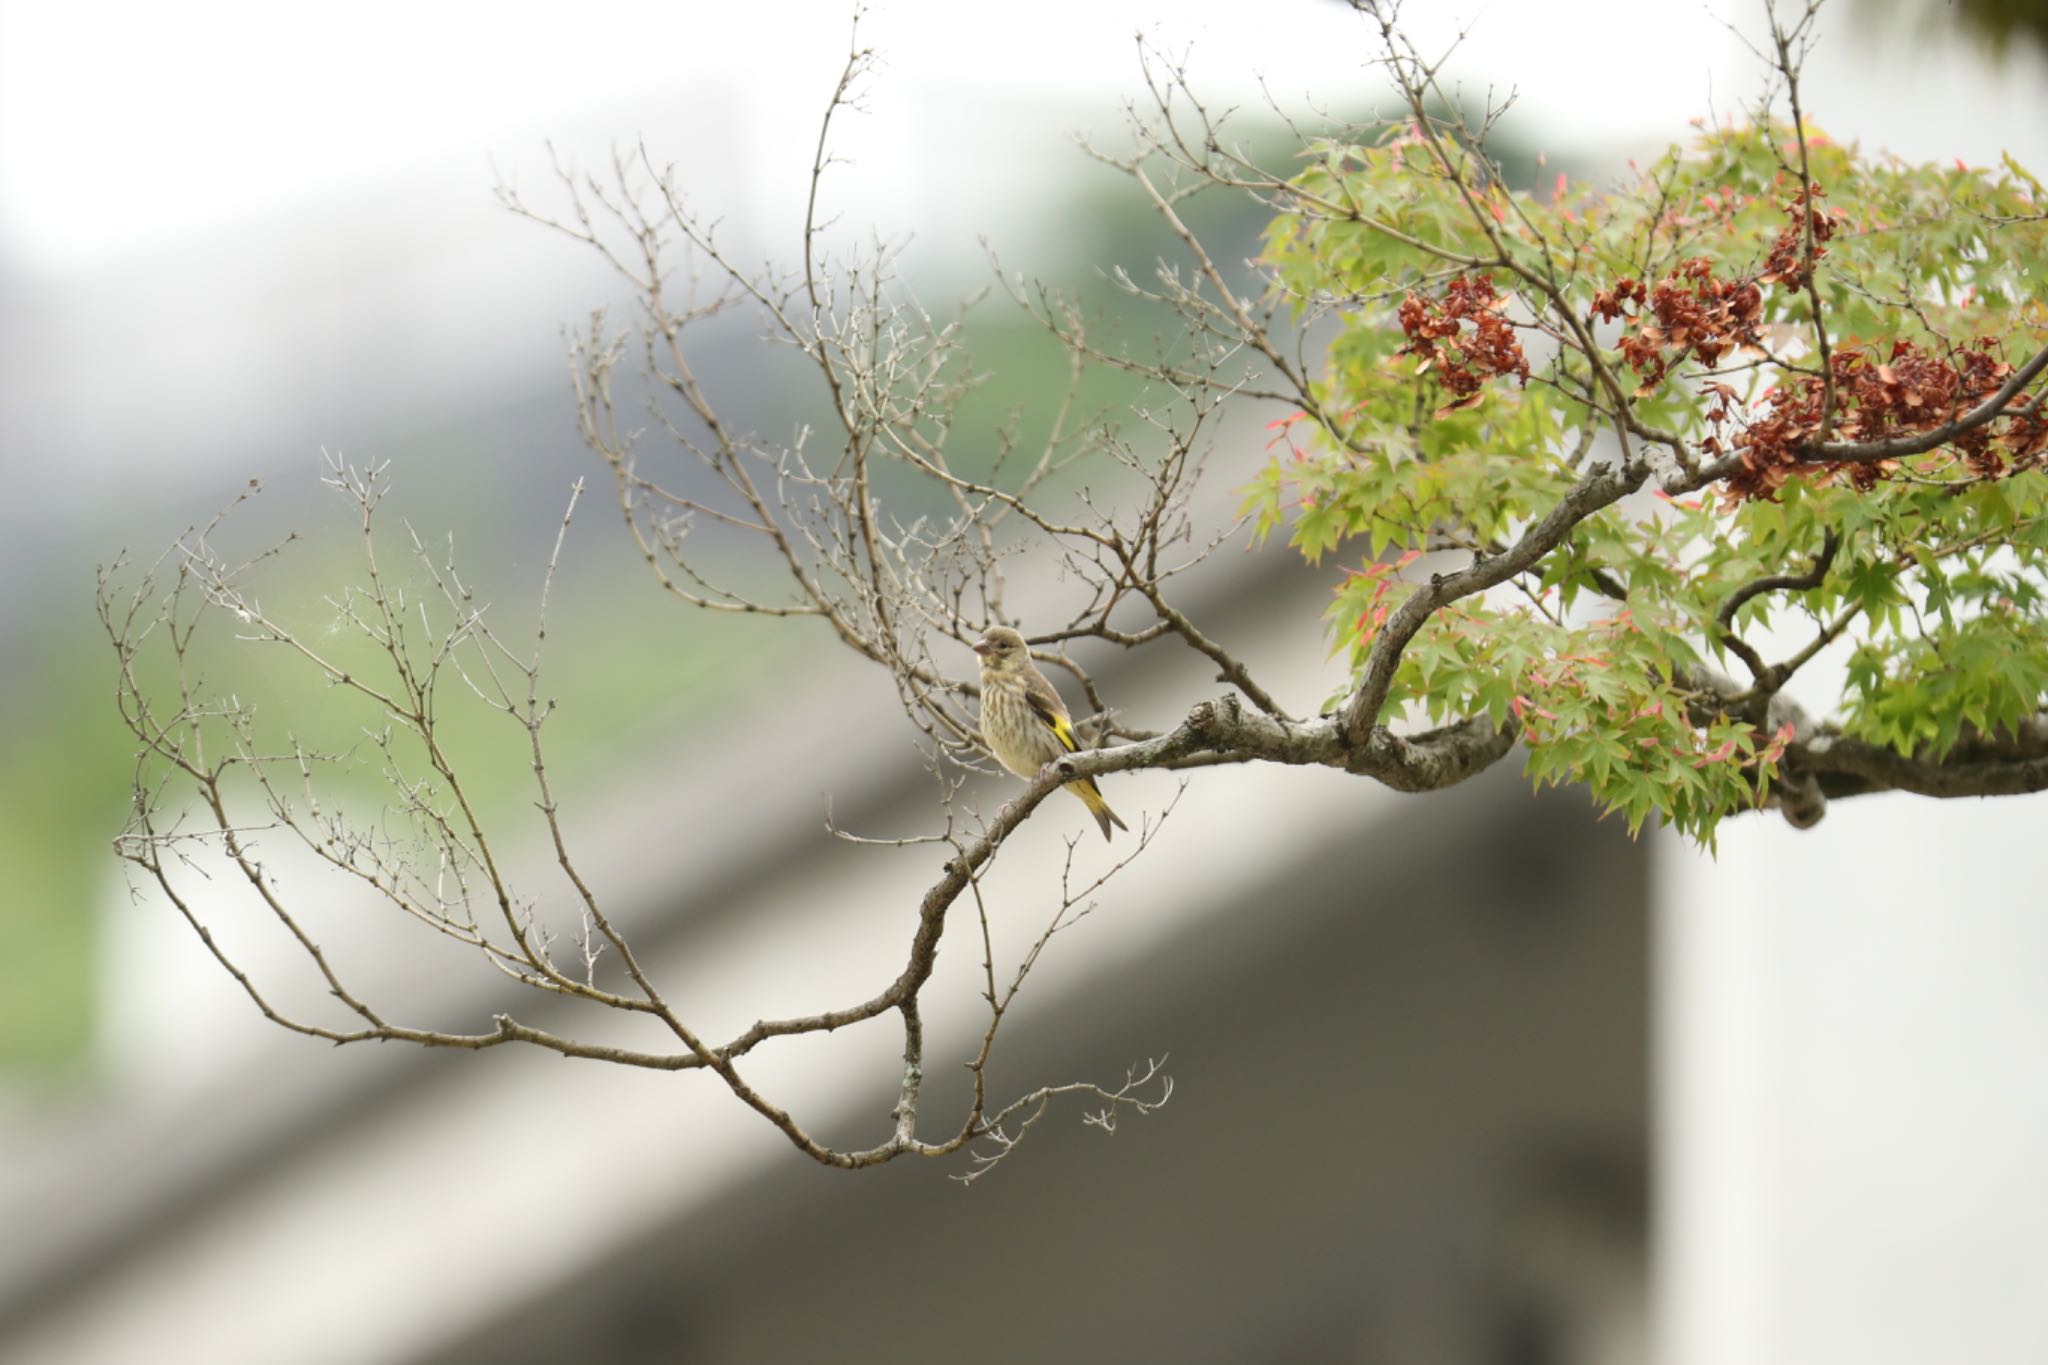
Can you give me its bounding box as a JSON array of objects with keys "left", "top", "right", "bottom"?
[{"left": 1027, "top": 691, "right": 1079, "bottom": 752}]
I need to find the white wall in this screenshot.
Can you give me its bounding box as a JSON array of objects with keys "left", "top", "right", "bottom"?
[{"left": 1658, "top": 788, "right": 2048, "bottom": 1365}]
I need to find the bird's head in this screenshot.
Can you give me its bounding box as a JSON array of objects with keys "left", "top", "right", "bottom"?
[{"left": 971, "top": 626, "right": 1029, "bottom": 671}]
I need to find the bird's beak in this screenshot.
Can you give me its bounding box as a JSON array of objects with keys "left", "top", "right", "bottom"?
[{"left": 970, "top": 640, "right": 993, "bottom": 656}]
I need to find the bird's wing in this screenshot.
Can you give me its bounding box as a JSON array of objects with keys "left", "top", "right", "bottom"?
[{"left": 1024, "top": 676, "right": 1080, "bottom": 753}]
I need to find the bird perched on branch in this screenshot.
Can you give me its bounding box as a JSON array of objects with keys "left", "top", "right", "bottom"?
[{"left": 972, "top": 626, "right": 1128, "bottom": 841}]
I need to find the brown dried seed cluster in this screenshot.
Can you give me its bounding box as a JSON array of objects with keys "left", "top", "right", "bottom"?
[
  {"left": 1396, "top": 274, "right": 1530, "bottom": 412},
  {"left": 1604, "top": 258, "right": 1765, "bottom": 395},
  {"left": 1759, "top": 182, "right": 1838, "bottom": 291},
  {"left": 1730, "top": 339, "right": 2029, "bottom": 498}
]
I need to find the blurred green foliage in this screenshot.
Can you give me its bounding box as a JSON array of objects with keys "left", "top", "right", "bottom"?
[
  {"left": 1861, "top": 0, "right": 2048, "bottom": 55},
  {"left": 2, "top": 513, "right": 791, "bottom": 1078},
  {"left": 0, "top": 618, "right": 131, "bottom": 1070}
]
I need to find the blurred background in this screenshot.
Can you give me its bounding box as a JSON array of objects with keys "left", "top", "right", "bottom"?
[{"left": 3, "top": 1, "right": 2046, "bottom": 1361}]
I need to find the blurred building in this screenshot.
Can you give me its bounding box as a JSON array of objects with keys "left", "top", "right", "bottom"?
[{"left": 0, "top": 649, "right": 1654, "bottom": 1364}]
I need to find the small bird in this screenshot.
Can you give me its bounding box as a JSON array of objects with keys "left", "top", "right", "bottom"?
[{"left": 972, "top": 626, "right": 1128, "bottom": 841}]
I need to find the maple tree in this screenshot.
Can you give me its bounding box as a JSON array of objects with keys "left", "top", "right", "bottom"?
[
  {"left": 99, "top": 0, "right": 2048, "bottom": 1170},
  {"left": 1242, "top": 3, "right": 2048, "bottom": 843}
]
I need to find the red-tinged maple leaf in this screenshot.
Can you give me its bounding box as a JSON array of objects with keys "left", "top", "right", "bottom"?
[{"left": 1759, "top": 726, "right": 1795, "bottom": 763}]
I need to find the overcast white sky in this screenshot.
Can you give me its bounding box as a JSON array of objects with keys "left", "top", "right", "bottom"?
[
  {"left": 7, "top": 0, "right": 2044, "bottom": 267},
  {"left": 0, "top": 0, "right": 1758, "bottom": 270}
]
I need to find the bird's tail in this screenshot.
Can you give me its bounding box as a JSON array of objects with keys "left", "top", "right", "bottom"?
[{"left": 1066, "top": 777, "right": 1129, "bottom": 841}]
